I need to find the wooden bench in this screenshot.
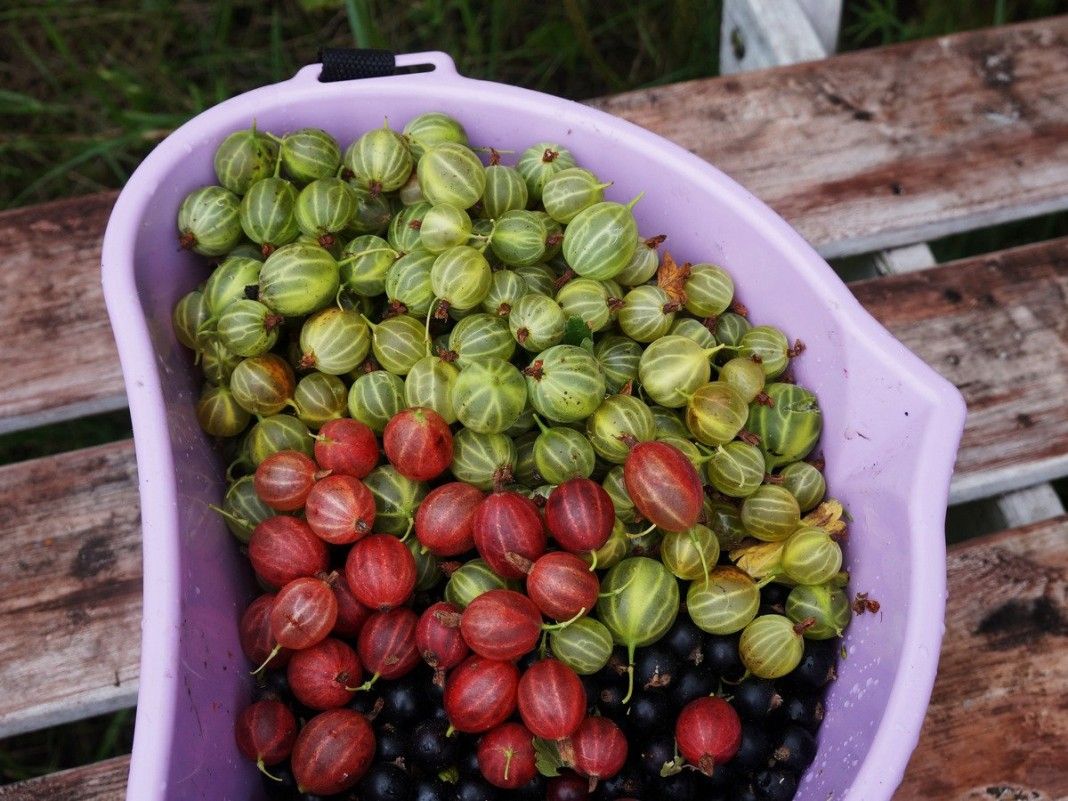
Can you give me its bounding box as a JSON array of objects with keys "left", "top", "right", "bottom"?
[{"left": 1, "top": 13, "right": 1065, "bottom": 801}]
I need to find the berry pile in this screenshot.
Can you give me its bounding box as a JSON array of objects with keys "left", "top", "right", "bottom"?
[{"left": 173, "top": 113, "right": 854, "bottom": 800}]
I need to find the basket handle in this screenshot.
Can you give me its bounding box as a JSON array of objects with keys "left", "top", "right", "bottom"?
[{"left": 288, "top": 49, "right": 459, "bottom": 85}]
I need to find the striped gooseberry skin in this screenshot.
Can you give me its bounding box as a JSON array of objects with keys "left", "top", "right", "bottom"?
[
  {"left": 357, "top": 608, "right": 421, "bottom": 680},
  {"left": 617, "top": 285, "right": 677, "bottom": 343},
  {"left": 480, "top": 164, "right": 528, "bottom": 219},
  {"left": 388, "top": 201, "right": 431, "bottom": 252},
  {"left": 235, "top": 699, "right": 297, "bottom": 770},
  {"left": 615, "top": 233, "right": 662, "bottom": 287},
  {"left": 515, "top": 142, "right": 577, "bottom": 201},
  {"left": 739, "top": 325, "right": 791, "bottom": 378},
  {"left": 562, "top": 200, "right": 638, "bottom": 281},
  {"left": 200, "top": 338, "right": 243, "bottom": 387},
  {"left": 601, "top": 467, "right": 637, "bottom": 524},
  {"left": 344, "top": 534, "right": 417, "bottom": 611},
  {"left": 740, "top": 484, "right": 801, "bottom": 542},
  {"left": 508, "top": 293, "right": 566, "bottom": 353},
  {"left": 514, "top": 262, "right": 557, "bottom": 297},
  {"left": 293, "top": 372, "right": 347, "bottom": 430},
  {"left": 178, "top": 185, "right": 243, "bottom": 256},
  {"left": 239, "top": 593, "right": 291, "bottom": 669},
  {"left": 451, "top": 357, "right": 528, "bottom": 435},
  {"left": 569, "top": 716, "right": 628, "bottom": 781},
  {"left": 586, "top": 394, "right": 656, "bottom": 464},
  {"left": 217, "top": 300, "right": 281, "bottom": 358},
  {"left": 348, "top": 370, "right": 405, "bottom": 434},
  {"left": 384, "top": 249, "right": 436, "bottom": 316},
  {"left": 239, "top": 177, "right": 300, "bottom": 253},
  {"left": 706, "top": 441, "right": 765, "bottom": 498},
  {"left": 477, "top": 722, "right": 538, "bottom": 790},
  {"left": 403, "top": 112, "right": 468, "bottom": 158},
  {"left": 369, "top": 314, "right": 428, "bottom": 376},
  {"left": 715, "top": 311, "right": 751, "bottom": 346},
  {"left": 258, "top": 242, "right": 340, "bottom": 317},
  {"left": 248, "top": 516, "right": 329, "bottom": 587},
  {"left": 686, "top": 566, "right": 760, "bottom": 635},
  {"left": 543, "top": 167, "right": 608, "bottom": 224},
  {"left": 686, "top": 381, "right": 749, "bottom": 446},
  {"left": 280, "top": 127, "right": 341, "bottom": 184},
  {"left": 779, "top": 461, "right": 826, "bottom": 512},
  {"left": 196, "top": 386, "right": 250, "bottom": 437},
  {"left": 431, "top": 245, "right": 493, "bottom": 312},
  {"left": 660, "top": 524, "right": 721, "bottom": 581},
  {"left": 362, "top": 464, "right": 428, "bottom": 536},
  {"left": 549, "top": 617, "right": 614, "bottom": 675},
  {"left": 339, "top": 235, "right": 396, "bottom": 297},
  {"left": 255, "top": 450, "right": 317, "bottom": 511},
  {"left": 524, "top": 345, "right": 607, "bottom": 424},
  {"left": 230, "top": 353, "right": 296, "bottom": 417},
  {"left": 405, "top": 355, "right": 460, "bottom": 423},
  {"left": 781, "top": 526, "right": 843, "bottom": 585},
  {"left": 331, "top": 574, "right": 372, "bottom": 638},
  {"left": 304, "top": 475, "right": 375, "bottom": 544},
  {"left": 488, "top": 210, "right": 547, "bottom": 268},
  {"left": 683, "top": 262, "right": 735, "bottom": 317},
  {"left": 172, "top": 288, "right": 210, "bottom": 350},
  {"left": 544, "top": 478, "right": 615, "bottom": 554},
  {"left": 220, "top": 475, "right": 273, "bottom": 543},
  {"left": 419, "top": 203, "right": 471, "bottom": 253},
  {"left": 269, "top": 576, "right": 339, "bottom": 651},
  {"left": 533, "top": 425, "right": 595, "bottom": 485},
  {"left": 786, "top": 583, "right": 851, "bottom": 640},
  {"left": 747, "top": 383, "right": 823, "bottom": 469},
  {"left": 416, "top": 601, "right": 469, "bottom": 673},
  {"left": 449, "top": 313, "right": 516, "bottom": 368},
  {"left": 294, "top": 177, "right": 357, "bottom": 242},
  {"left": 450, "top": 429, "right": 517, "bottom": 491},
  {"left": 291, "top": 709, "right": 375, "bottom": 795},
  {"left": 472, "top": 492, "right": 547, "bottom": 579},
  {"left": 555, "top": 277, "right": 612, "bottom": 332},
  {"left": 444, "top": 559, "right": 512, "bottom": 609},
  {"left": 739, "top": 614, "right": 805, "bottom": 679},
  {"left": 415, "top": 482, "right": 484, "bottom": 556},
  {"left": 314, "top": 418, "right": 379, "bottom": 478},
  {"left": 383, "top": 407, "right": 453, "bottom": 482},
  {"left": 637, "top": 335, "right": 715, "bottom": 408},
  {"left": 345, "top": 125, "right": 412, "bottom": 195},
  {"left": 721, "top": 355, "right": 766, "bottom": 405},
  {"left": 517, "top": 659, "right": 587, "bottom": 740},
  {"left": 593, "top": 335, "right": 642, "bottom": 394},
  {"left": 460, "top": 589, "right": 542, "bottom": 661},
  {"left": 623, "top": 441, "right": 704, "bottom": 533},
  {"left": 444, "top": 655, "right": 520, "bottom": 734},
  {"left": 481, "top": 269, "right": 525, "bottom": 317},
  {"left": 298, "top": 308, "right": 370, "bottom": 375},
  {"left": 214, "top": 128, "right": 277, "bottom": 194},
  {"left": 287, "top": 637, "right": 362, "bottom": 710},
  {"left": 675, "top": 696, "right": 741, "bottom": 775},
  {"left": 671, "top": 316, "right": 718, "bottom": 349},
  {"left": 417, "top": 142, "right": 487, "bottom": 209}
]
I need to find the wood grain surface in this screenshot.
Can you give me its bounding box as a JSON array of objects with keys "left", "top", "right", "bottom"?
[
  {"left": 0, "top": 756, "right": 129, "bottom": 801},
  {"left": 0, "top": 441, "right": 141, "bottom": 739}
]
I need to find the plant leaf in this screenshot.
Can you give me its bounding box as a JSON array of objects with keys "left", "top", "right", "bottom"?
[
  {"left": 534, "top": 737, "right": 563, "bottom": 777},
  {"left": 657, "top": 250, "right": 690, "bottom": 305}
]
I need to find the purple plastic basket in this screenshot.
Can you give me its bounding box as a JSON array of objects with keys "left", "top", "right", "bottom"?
[{"left": 101, "top": 52, "right": 965, "bottom": 801}]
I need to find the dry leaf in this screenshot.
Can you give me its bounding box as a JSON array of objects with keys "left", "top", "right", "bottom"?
[{"left": 657, "top": 250, "right": 691, "bottom": 305}]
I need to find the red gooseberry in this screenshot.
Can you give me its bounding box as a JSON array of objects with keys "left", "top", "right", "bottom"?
[
  {"left": 234, "top": 698, "right": 297, "bottom": 778},
  {"left": 472, "top": 491, "right": 547, "bottom": 579},
  {"left": 357, "top": 608, "right": 421, "bottom": 687},
  {"left": 248, "top": 516, "right": 329, "bottom": 588},
  {"left": 544, "top": 478, "right": 614, "bottom": 554},
  {"left": 547, "top": 772, "right": 591, "bottom": 801},
  {"left": 623, "top": 441, "right": 704, "bottom": 533},
  {"left": 526, "top": 551, "right": 599, "bottom": 621},
  {"left": 567, "top": 716, "right": 628, "bottom": 783},
  {"left": 675, "top": 696, "right": 742, "bottom": 776},
  {"left": 460, "top": 589, "right": 542, "bottom": 661},
  {"left": 256, "top": 575, "right": 338, "bottom": 672},
  {"left": 344, "top": 534, "right": 417, "bottom": 611},
  {"left": 291, "top": 708, "right": 375, "bottom": 795},
  {"left": 304, "top": 474, "right": 376, "bottom": 544},
  {"left": 383, "top": 407, "right": 453, "bottom": 481},
  {"left": 414, "top": 482, "right": 484, "bottom": 556},
  {"left": 287, "top": 637, "right": 362, "bottom": 710},
  {"left": 254, "top": 450, "right": 318, "bottom": 511},
  {"left": 314, "top": 418, "right": 379, "bottom": 478},
  {"left": 477, "top": 722, "right": 537, "bottom": 790},
  {"left": 444, "top": 655, "right": 519, "bottom": 734},
  {"left": 416, "top": 601, "right": 469, "bottom": 679},
  {"left": 518, "top": 659, "right": 586, "bottom": 741},
  {"left": 239, "top": 593, "right": 291, "bottom": 670},
  {"left": 330, "top": 574, "right": 372, "bottom": 638}
]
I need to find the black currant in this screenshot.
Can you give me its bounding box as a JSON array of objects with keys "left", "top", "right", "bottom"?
[
  {"left": 381, "top": 679, "right": 429, "bottom": 725},
  {"left": 413, "top": 778, "right": 449, "bottom": 801},
  {"left": 731, "top": 679, "right": 782, "bottom": 720},
  {"left": 773, "top": 725, "right": 818, "bottom": 771},
  {"left": 783, "top": 639, "right": 837, "bottom": 690},
  {"left": 734, "top": 722, "right": 774, "bottom": 771},
  {"left": 703, "top": 635, "right": 744, "bottom": 679},
  {"left": 455, "top": 775, "right": 500, "bottom": 801},
  {"left": 775, "top": 693, "right": 825, "bottom": 731},
  {"left": 671, "top": 664, "right": 716, "bottom": 708},
  {"left": 622, "top": 692, "right": 671, "bottom": 736},
  {"left": 664, "top": 617, "right": 705, "bottom": 663},
  {"left": 358, "top": 762, "right": 413, "bottom": 801},
  {"left": 754, "top": 768, "right": 799, "bottom": 801},
  {"left": 376, "top": 725, "right": 408, "bottom": 763},
  {"left": 409, "top": 719, "right": 457, "bottom": 771},
  {"left": 635, "top": 645, "right": 678, "bottom": 690},
  {"left": 638, "top": 732, "right": 676, "bottom": 777},
  {"left": 658, "top": 769, "right": 696, "bottom": 801}
]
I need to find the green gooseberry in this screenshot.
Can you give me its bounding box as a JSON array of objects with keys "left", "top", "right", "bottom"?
[
  {"left": 226, "top": 242, "right": 267, "bottom": 262},
  {"left": 512, "top": 263, "right": 556, "bottom": 298},
  {"left": 581, "top": 517, "right": 629, "bottom": 569},
  {"left": 532, "top": 418, "right": 596, "bottom": 484},
  {"left": 398, "top": 172, "right": 425, "bottom": 205},
  {"left": 196, "top": 384, "right": 251, "bottom": 437},
  {"left": 614, "top": 234, "right": 663, "bottom": 287},
  {"left": 739, "top": 614, "right": 805, "bottom": 679},
  {"left": 740, "top": 484, "right": 801, "bottom": 542},
  {"left": 345, "top": 184, "right": 394, "bottom": 235},
  {"left": 213, "top": 125, "right": 278, "bottom": 195},
  {"left": 430, "top": 245, "right": 492, "bottom": 315},
  {"left": 405, "top": 354, "right": 461, "bottom": 423},
  {"left": 684, "top": 263, "right": 735, "bottom": 318},
  {"left": 781, "top": 526, "right": 843, "bottom": 585},
  {"left": 586, "top": 394, "right": 655, "bottom": 463},
  {"left": 515, "top": 142, "right": 577, "bottom": 201},
  {"left": 239, "top": 177, "right": 300, "bottom": 254},
  {"left": 593, "top": 335, "right": 642, "bottom": 393},
  {"left": 204, "top": 256, "right": 263, "bottom": 317},
  {"left": 714, "top": 312, "right": 751, "bottom": 347},
  {"left": 419, "top": 204, "right": 472, "bottom": 253},
  {"left": 298, "top": 307, "right": 370, "bottom": 374},
  {"left": 363, "top": 464, "right": 427, "bottom": 536},
  {"left": 293, "top": 372, "right": 347, "bottom": 430},
  {"left": 347, "top": 369, "right": 405, "bottom": 433},
  {"left": 200, "top": 337, "right": 243, "bottom": 385},
  {"left": 505, "top": 406, "right": 537, "bottom": 437},
  {"left": 172, "top": 289, "right": 210, "bottom": 350},
  {"left": 449, "top": 312, "right": 515, "bottom": 368},
  {"left": 403, "top": 111, "right": 468, "bottom": 159},
  {"left": 294, "top": 177, "right": 357, "bottom": 246},
  {"left": 450, "top": 429, "right": 517, "bottom": 491},
  {"left": 295, "top": 231, "right": 346, "bottom": 259},
  {"left": 218, "top": 475, "right": 274, "bottom": 543},
  {"left": 555, "top": 278, "right": 612, "bottom": 333},
  {"left": 481, "top": 270, "right": 526, "bottom": 317},
  {"left": 706, "top": 440, "right": 765, "bottom": 498},
  {"left": 444, "top": 558, "right": 511, "bottom": 608},
  {"left": 488, "top": 210, "right": 548, "bottom": 268},
  {"left": 660, "top": 524, "right": 720, "bottom": 581},
  {"left": 542, "top": 167, "right": 610, "bottom": 224},
  {"left": 480, "top": 163, "right": 528, "bottom": 219},
  {"left": 706, "top": 500, "right": 749, "bottom": 550},
  {"left": 417, "top": 142, "right": 486, "bottom": 210},
  {"left": 523, "top": 344, "right": 606, "bottom": 424},
  {"left": 670, "top": 317, "right": 718, "bottom": 349},
  {"left": 537, "top": 212, "right": 565, "bottom": 260},
  {"left": 509, "top": 293, "right": 565, "bottom": 352},
  {"left": 229, "top": 353, "right": 295, "bottom": 416},
  {"left": 738, "top": 325, "right": 792, "bottom": 378},
  {"left": 657, "top": 435, "right": 705, "bottom": 472},
  {"left": 257, "top": 242, "right": 339, "bottom": 317},
  {"left": 451, "top": 357, "right": 527, "bottom": 434},
  {"left": 638, "top": 334, "right": 723, "bottom": 408},
  {"left": 602, "top": 466, "right": 638, "bottom": 523},
  {"left": 388, "top": 201, "right": 431, "bottom": 253},
  {"left": 779, "top": 461, "right": 826, "bottom": 512},
  {"left": 785, "top": 584, "right": 851, "bottom": 639},
  {"left": 747, "top": 383, "right": 823, "bottom": 469},
  {"left": 562, "top": 197, "right": 640, "bottom": 281},
  {"left": 344, "top": 124, "right": 413, "bottom": 195},
  {"left": 618, "top": 285, "right": 677, "bottom": 343},
  {"left": 384, "top": 249, "right": 436, "bottom": 317},
  {"left": 366, "top": 314, "right": 427, "bottom": 376},
  {"left": 407, "top": 536, "right": 442, "bottom": 592},
  {"left": 550, "top": 617, "right": 614, "bottom": 675},
  {"left": 246, "top": 414, "right": 313, "bottom": 464},
  {"left": 687, "top": 565, "right": 760, "bottom": 635},
  {"left": 649, "top": 406, "right": 688, "bottom": 439},
  {"left": 178, "top": 186, "right": 243, "bottom": 256},
  {"left": 217, "top": 299, "right": 283, "bottom": 357},
  {"left": 719, "top": 356, "right": 766, "bottom": 403},
  {"left": 513, "top": 431, "right": 541, "bottom": 488},
  {"left": 685, "top": 381, "right": 748, "bottom": 446},
  {"left": 279, "top": 127, "right": 341, "bottom": 185},
  {"left": 339, "top": 235, "right": 399, "bottom": 297}
]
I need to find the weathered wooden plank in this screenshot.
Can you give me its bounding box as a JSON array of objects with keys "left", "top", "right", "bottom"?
[
  {"left": 719, "top": 0, "right": 827, "bottom": 74},
  {"left": 0, "top": 756, "right": 129, "bottom": 801},
  {"left": 0, "top": 192, "right": 124, "bottom": 434},
  {"left": 0, "top": 440, "right": 141, "bottom": 739},
  {"left": 895, "top": 516, "right": 1068, "bottom": 801},
  {"left": 851, "top": 237, "right": 1068, "bottom": 504},
  {"left": 595, "top": 17, "right": 1068, "bottom": 259}
]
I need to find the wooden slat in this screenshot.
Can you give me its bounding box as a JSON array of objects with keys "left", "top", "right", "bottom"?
[
  {"left": 0, "top": 440, "right": 141, "bottom": 739},
  {"left": 851, "top": 236, "right": 1068, "bottom": 504},
  {"left": 0, "top": 756, "right": 128, "bottom": 801},
  {"left": 0, "top": 192, "right": 124, "bottom": 434},
  {"left": 5, "top": 517, "right": 1062, "bottom": 800},
  {"left": 4, "top": 20, "right": 1068, "bottom": 433},
  {"left": 895, "top": 516, "right": 1068, "bottom": 800},
  {"left": 594, "top": 16, "right": 1068, "bottom": 259}
]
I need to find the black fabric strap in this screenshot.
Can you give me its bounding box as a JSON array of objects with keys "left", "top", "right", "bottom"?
[{"left": 318, "top": 48, "right": 397, "bottom": 82}]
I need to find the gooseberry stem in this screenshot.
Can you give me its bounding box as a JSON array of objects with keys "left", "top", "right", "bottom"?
[
  {"left": 257, "top": 759, "right": 283, "bottom": 782},
  {"left": 622, "top": 643, "right": 637, "bottom": 704},
  {"left": 541, "top": 608, "right": 586, "bottom": 631}
]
